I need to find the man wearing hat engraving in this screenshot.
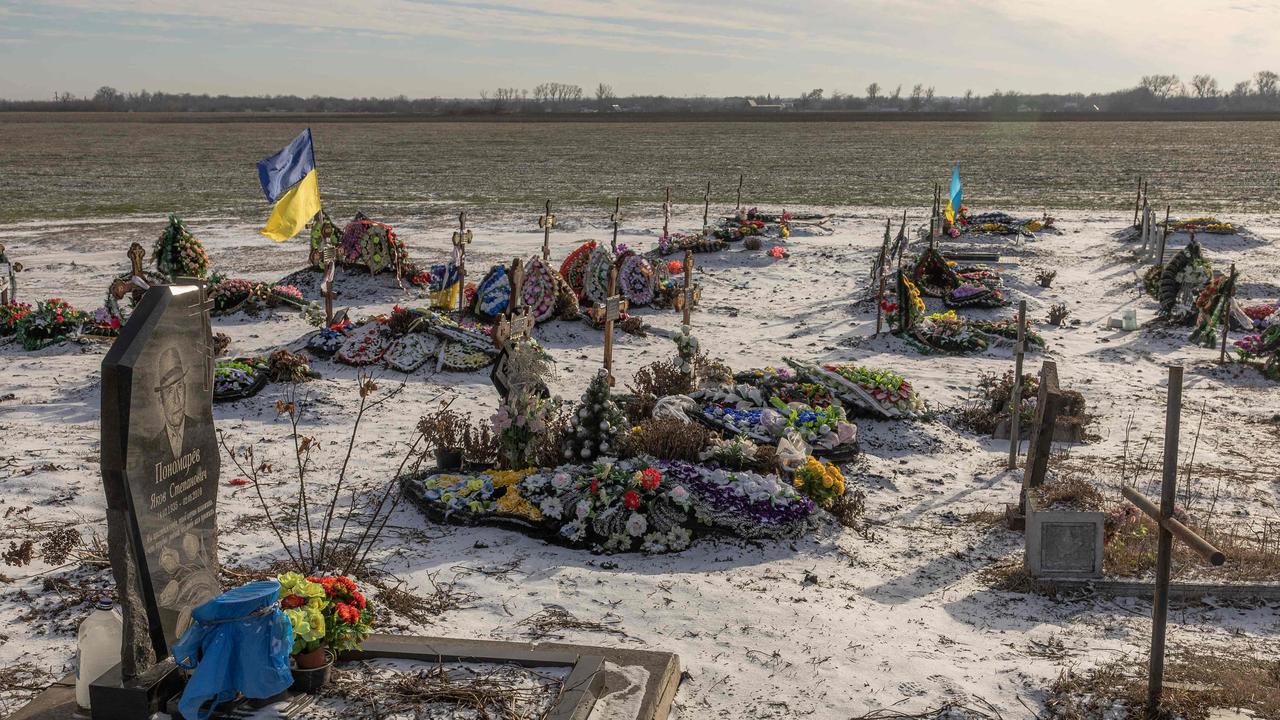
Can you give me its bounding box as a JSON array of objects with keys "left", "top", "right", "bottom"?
[{"left": 148, "top": 346, "right": 202, "bottom": 467}]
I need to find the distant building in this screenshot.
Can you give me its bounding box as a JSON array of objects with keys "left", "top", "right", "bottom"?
[{"left": 745, "top": 99, "right": 786, "bottom": 110}]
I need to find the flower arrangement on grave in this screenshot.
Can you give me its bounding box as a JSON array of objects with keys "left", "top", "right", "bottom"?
[
  {"left": 153, "top": 215, "right": 210, "bottom": 279},
  {"left": 822, "top": 364, "right": 924, "bottom": 415},
  {"left": 674, "top": 325, "right": 699, "bottom": 377},
  {"left": 493, "top": 388, "right": 558, "bottom": 470},
  {"left": 307, "top": 211, "right": 341, "bottom": 267},
  {"left": 277, "top": 572, "right": 373, "bottom": 665},
  {"left": 666, "top": 461, "right": 816, "bottom": 541},
  {"left": 791, "top": 456, "right": 846, "bottom": 508},
  {"left": 943, "top": 282, "right": 1006, "bottom": 308},
  {"left": 418, "top": 469, "right": 539, "bottom": 519},
  {"left": 0, "top": 302, "right": 32, "bottom": 336},
  {"left": 1242, "top": 303, "right": 1278, "bottom": 329},
  {"left": 1166, "top": 217, "right": 1236, "bottom": 235},
  {"left": 336, "top": 320, "right": 391, "bottom": 366},
  {"left": 269, "top": 284, "right": 305, "bottom": 308},
  {"left": 339, "top": 215, "right": 404, "bottom": 274},
  {"left": 911, "top": 248, "right": 960, "bottom": 297},
  {"left": 473, "top": 264, "right": 511, "bottom": 319},
  {"left": 305, "top": 319, "right": 354, "bottom": 356},
  {"left": 267, "top": 349, "right": 318, "bottom": 383},
  {"left": 699, "top": 436, "right": 763, "bottom": 471},
  {"left": 1189, "top": 267, "right": 1238, "bottom": 348},
  {"left": 915, "top": 310, "right": 988, "bottom": 353},
  {"left": 210, "top": 278, "right": 256, "bottom": 313},
  {"left": 657, "top": 232, "right": 726, "bottom": 256},
  {"left": 441, "top": 341, "right": 498, "bottom": 372},
  {"left": 15, "top": 298, "right": 85, "bottom": 350},
  {"left": 1158, "top": 240, "right": 1212, "bottom": 324},
  {"left": 214, "top": 359, "right": 265, "bottom": 400},
  {"left": 521, "top": 257, "right": 559, "bottom": 322},
  {"left": 563, "top": 370, "right": 628, "bottom": 461},
  {"left": 767, "top": 398, "right": 857, "bottom": 452}
]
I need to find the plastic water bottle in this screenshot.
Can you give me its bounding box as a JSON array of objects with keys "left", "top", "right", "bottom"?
[{"left": 75, "top": 597, "right": 122, "bottom": 709}]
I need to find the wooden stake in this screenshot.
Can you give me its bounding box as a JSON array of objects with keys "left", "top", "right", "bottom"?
[
  {"left": 703, "top": 181, "right": 711, "bottom": 230},
  {"left": 1220, "top": 263, "right": 1236, "bottom": 364},
  {"left": 1133, "top": 176, "right": 1143, "bottom": 227},
  {"left": 601, "top": 266, "right": 623, "bottom": 386},
  {"left": 1146, "top": 365, "right": 1182, "bottom": 719},
  {"left": 663, "top": 187, "right": 672, "bottom": 237},
  {"left": 1157, "top": 205, "right": 1170, "bottom": 266},
  {"left": 539, "top": 200, "right": 555, "bottom": 262},
  {"left": 682, "top": 250, "right": 695, "bottom": 327},
  {"left": 320, "top": 245, "right": 337, "bottom": 326},
  {"left": 610, "top": 196, "right": 621, "bottom": 254},
  {"left": 1008, "top": 300, "right": 1027, "bottom": 469},
  {"left": 736, "top": 174, "right": 744, "bottom": 210}
]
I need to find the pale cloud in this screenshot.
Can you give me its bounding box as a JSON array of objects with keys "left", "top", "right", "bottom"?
[{"left": 1, "top": 0, "right": 1276, "bottom": 99}]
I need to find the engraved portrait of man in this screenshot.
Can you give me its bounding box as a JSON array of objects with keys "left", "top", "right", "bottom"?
[{"left": 144, "top": 347, "right": 204, "bottom": 467}]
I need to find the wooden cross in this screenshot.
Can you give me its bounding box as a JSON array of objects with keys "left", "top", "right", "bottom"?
[
  {"left": 127, "top": 242, "right": 146, "bottom": 280},
  {"left": 1007, "top": 300, "right": 1028, "bottom": 469},
  {"left": 1132, "top": 176, "right": 1144, "bottom": 227},
  {"left": 452, "top": 212, "right": 474, "bottom": 311},
  {"left": 319, "top": 245, "right": 337, "bottom": 325},
  {"left": 875, "top": 219, "right": 891, "bottom": 334},
  {"left": 702, "top": 181, "right": 711, "bottom": 230},
  {"left": 0, "top": 243, "right": 13, "bottom": 304},
  {"left": 662, "top": 187, "right": 671, "bottom": 239},
  {"left": 1156, "top": 205, "right": 1171, "bottom": 266},
  {"left": 1219, "top": 263, "right": 1238, "bottom": 364},
  {"left": 681, "top": 250, "right": 697, "bottom": 326},
  {"left": 538, "top": 200, "right": 555, "bottom": 261},
  {"left": 599, "top": 266, "right": 624, "bottom": 386},
  {"left": 1119, "top": 366, "right": 1226, "bottom": 720},
  {"left": 735, "top": 174, "right": 744, "bottom": 210},
  {"left": 610, "top": 196, "right": 621, "bottom": 254}
]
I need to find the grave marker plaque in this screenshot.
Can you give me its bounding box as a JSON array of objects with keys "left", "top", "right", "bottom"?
[{"left": 101, "top": 283, "right": 221, "bottom": 676}]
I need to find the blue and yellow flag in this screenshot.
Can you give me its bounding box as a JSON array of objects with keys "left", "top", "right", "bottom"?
[
  {"left": 945, "top": 162, "right": 962, "bottom": 224},
  {"left": 257, "top": 129, "right": 321, "bottom": 241}
]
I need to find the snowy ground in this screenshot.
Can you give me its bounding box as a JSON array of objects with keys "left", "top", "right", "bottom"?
[{"left": 1, "top": 206, "right": 1278, "bottom": 718}]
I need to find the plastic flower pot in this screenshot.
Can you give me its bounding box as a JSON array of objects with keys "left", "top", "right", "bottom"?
[
  {"left": 435, "top": 448, "right": 464, "bottom": 471},
  {"left": 290, "top": 649, "right": 334, "bottom": 692}
]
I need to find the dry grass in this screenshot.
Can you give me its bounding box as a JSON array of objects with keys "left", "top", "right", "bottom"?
[
  {"left": 1105, "top": 515, "right": 1280, "bottom": 583},
  {"left": 1031, "top": 475, "right": 1107, "bottom": 512},
  {"left": 516, "top": 605, "right": 627, "bottom": 640},
  {"left": 1045, "top": 653, "right": 1280, "bottom": 719},
  {"left": 322, "top": 660, "right": 564, "bottom": 720},
  {"left": 371, "top": 573, "right": 479, "bottom": 626},
  {"left": 625, "top": 360, "right": 694, "bottom": 421},
  {"left": 617, "top": 417, "right": 712, "bottom": 462}
]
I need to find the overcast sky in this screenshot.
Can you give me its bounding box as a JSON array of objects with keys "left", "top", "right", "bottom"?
[{"left": 2, "top": 0, "right": 1278, "bottom": 100}]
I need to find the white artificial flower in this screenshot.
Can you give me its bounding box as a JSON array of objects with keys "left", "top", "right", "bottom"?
[{"left": 625, "top": 512, "right": 648, "bottom": 537}]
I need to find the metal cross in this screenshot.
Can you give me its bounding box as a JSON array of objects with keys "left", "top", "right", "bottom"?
[
  {"left": 538, "top": 200, "right": 555, "bottom": 261},
  {"left": 599, "top": 266, "right": 624, "bottom": 386},
  {"left": 452, "top": 212, "right": 474, "bottom": 311},
  {"left": 610, "top": 196, "right": 621, "bottom": 254}
]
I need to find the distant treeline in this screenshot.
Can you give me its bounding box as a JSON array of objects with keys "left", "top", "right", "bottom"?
[{"left": 5, "top": 73, "right": 1280, "bottom": 114}]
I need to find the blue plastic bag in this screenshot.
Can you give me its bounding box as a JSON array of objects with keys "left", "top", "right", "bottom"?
[{"left": 171, "top": 579, "right": 294, "bottom": 720}]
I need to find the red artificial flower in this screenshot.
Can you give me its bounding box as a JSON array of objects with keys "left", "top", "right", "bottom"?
[
  {"left": 280, "top": 594, "right": 305, "bottom": 609},
  {"left": 227, "top": 478, "right": 249, "bottom": 486},
  {"left": 351, "top": 591, "right": 366, "bottom": 609},
  {"left": 623, "top": 490, "right": 641, "bottom": 510},
  {"left": 666, "top": 260, "right": 684, "bottom": 274},
  {"left": 335, "top": 602, "right": 360, "bottom": 624},
  {"left": 769, "top": 246, "right": 786, "bottom": 259},
  {"left": 590, "top": 478, "right": 600, "bottom": 495},
  {"left": 639, "top": 468, "right": 661, "bottom": 491}
]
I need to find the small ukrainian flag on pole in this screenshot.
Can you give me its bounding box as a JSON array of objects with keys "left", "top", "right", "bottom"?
[
  {"left": 945, "top": 162, "right": 962, "bottom": 225},
  {"left": 256, "top": 128, "right": 321, "bottom": 241}
]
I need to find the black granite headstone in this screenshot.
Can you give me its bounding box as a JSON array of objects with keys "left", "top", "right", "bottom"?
[{"left": 101, "top": 283, "right": 221, "bottom": 677}]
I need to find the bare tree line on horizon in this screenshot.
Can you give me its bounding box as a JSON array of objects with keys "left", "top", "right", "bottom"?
[{"left": 8, "top": 71, "right": 1280, "bottom": 114}]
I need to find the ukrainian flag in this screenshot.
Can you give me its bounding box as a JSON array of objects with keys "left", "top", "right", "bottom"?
[
  {"left": 945, "top": 162, "right": 962, "bottom": 224},
  {"left": 257, "top": 129, "right": 321, "bottom": 241}
]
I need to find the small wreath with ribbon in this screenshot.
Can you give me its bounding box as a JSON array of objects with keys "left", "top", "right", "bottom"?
[
  {"left": 521, "top": 257, "right": 558, "bottom": 322},
  {"left": 582, "top": 246, "right": 616, "bottom": 306},
  {"left": 559, "top": 240, "right": 597, "bottom": 297},
  {"left": 473, "top": 265, "right": 511, "bottom": 319},
  {"left": 336, "top": 321, "right": 391, "bottom": 366},
  {"left": 617, "top": 251, "right": 656, "bottom": 306}
]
